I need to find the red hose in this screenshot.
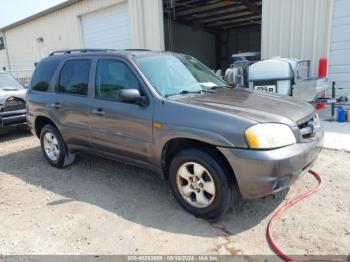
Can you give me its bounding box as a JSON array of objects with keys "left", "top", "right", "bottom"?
[{"left": 267, "top": 169, "right": 324, "bottom": 262}]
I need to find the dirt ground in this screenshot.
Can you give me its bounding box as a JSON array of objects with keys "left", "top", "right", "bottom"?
[{"left": 0, "top": 131, "right": 349, "bottom": 258}]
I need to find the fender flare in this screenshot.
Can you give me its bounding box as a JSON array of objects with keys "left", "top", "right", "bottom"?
[{"left": 153, "top": 126, "right": 236, "bottom": 168}]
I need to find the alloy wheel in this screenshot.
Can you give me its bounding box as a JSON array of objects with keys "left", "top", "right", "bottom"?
[
  {"left": 176, "top": 162, "right": 216, "bottom": 208},
  {"left": 43, "top": 131, "right": 60, "bottom": 161}
]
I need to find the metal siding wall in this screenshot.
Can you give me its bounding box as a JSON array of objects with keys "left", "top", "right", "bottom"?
[
  {"left": 262, "top": 0, "right": 333, "bottom": 76},
  {"left": 128, "top": 0, "right": 164, "bottom": 51},
  {"left": 329, "top": 0, "right": 350, "bottom": 95}
]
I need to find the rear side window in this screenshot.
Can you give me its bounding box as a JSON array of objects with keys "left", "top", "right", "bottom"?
[
  {"left": 95, "top": 59, "right": 140, "bottom": 101},
  {"left": 58, "top": 59, "right": 91, "bottom": 96},
  {"left": 30, "top": 61, "right": 59, "bottom": 92}
]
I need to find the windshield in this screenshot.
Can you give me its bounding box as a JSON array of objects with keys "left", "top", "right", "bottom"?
[
  {"left": 135, "top": 54, "right": 227, "bottom": 97},
  {"left": 0, "top": 73, "right": 24, "bottom": 90}
]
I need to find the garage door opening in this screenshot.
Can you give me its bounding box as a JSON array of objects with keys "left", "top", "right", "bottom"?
[
  {"left": 163, "top": 0, "right": 262, "bottom": 72},
  {"left": 81, "top": 3, "right": 130, "bottom": 50}
]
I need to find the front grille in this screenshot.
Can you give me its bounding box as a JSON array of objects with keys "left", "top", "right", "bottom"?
[
  {"left": 298, "top": 114, "right": 320, "bottom": 139},
  {"left": 0, "top": 97, "right": 25, "bottom": 112}
]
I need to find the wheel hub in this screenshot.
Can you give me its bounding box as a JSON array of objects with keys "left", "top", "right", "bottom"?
[
  {"left": 176, "top": 162, "right": 216, "bottom": 208},
  {"left": 190, "top": 179, "right": 202, "bottom": 190}
]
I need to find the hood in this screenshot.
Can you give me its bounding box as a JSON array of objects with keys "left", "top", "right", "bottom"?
[
  {"left": 0, "top": 88, "right": 27, "bottom": 104},
  {"left": 179, "top": 88, "right": 315, "bottom": 125}
]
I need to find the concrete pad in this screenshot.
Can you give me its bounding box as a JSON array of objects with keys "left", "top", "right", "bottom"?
[{"left": 321, "top": 120, "right": 350, "bottom": 151}]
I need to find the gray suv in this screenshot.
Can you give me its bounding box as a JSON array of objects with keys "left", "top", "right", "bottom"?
[{"left": 26, "top": 49, "right": 324, "bottom": 219}]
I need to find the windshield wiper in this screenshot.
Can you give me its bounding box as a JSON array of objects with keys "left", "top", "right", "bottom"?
[
  {"left": 1, "top": 87, "right": 19, "bottom": 91},
  {"left": 209, "top": 85, "right": 232, "bottom": 90},
  {"left": 165, "top": 89, "right": 214, "bottom": 98}
]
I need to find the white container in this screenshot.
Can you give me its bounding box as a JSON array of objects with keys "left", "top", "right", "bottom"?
[
  {"left": 248, "top": 58, "right": 293, "bottom": 95},
  {"left": 249, "top": 59, "right": 292, "bottom": 80}
]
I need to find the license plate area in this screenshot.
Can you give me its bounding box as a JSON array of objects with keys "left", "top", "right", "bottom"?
[{"left": 254, "top": 85, "right": 276, "bottom": 93}]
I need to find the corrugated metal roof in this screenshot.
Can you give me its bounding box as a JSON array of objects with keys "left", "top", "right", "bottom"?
[
  {"left": 163, "top": 0, "right": 262, "bottom": 31},
  {"left": 0, "top": 0, "right": 82, "bottom": 31}
]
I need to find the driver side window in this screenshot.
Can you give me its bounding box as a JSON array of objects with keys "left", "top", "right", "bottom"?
[{"left": 95, "top": 59, "right": 140, "bottom": 101}]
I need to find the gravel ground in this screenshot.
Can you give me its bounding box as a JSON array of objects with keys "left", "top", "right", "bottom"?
[{"left": 0, "top": 131, "right": 349, "bottom": 258}]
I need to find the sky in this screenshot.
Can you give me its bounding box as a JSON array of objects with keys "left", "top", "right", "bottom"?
[{"left": 0, "top": 0, "right": 66, "bottom": 28}]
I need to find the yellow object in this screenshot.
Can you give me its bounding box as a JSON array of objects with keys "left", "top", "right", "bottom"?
[
  {"left": 154, "top": 123, "right": 163, "bottom": 129},
  {"left": 347, "top": 109, "right": 350, "bottom": 122},
  {"left": 245, "top": 128, "right": 260, "bottom": 148}
]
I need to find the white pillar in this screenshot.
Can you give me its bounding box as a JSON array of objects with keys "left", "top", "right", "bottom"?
[{"left": 128, "top": 0, "right": 165, "bottom": 51}]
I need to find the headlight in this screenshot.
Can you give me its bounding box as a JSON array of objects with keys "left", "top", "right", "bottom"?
[{"left": 245, "top": 123, "right": 296, "bottom": 149}]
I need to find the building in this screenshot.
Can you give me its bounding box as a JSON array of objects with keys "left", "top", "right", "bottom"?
[
  {"left": 0, "top": 0, "right": 349, "bottom": 96},
  {"left": 0, "top": 0, "right": 164, "bottom": 82}
]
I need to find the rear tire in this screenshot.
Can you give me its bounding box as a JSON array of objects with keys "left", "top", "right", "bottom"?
[
  {"left": 169, "top": 148, "right": 238, "bottom": 219},
  {"left": 40, "top": 124, "right": 75, "bottom": 168}
]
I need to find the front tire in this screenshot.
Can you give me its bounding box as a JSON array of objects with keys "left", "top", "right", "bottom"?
[
  {"left": 169, "top": 148, "right": 236, "bottom": 219},
  {"left": 40, "top": 124, "right": 75, "bottom": 168}
]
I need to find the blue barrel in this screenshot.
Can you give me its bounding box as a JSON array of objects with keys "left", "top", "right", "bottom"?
[{"left": 337, "top": 106, "right": 346, "bottom": 122}]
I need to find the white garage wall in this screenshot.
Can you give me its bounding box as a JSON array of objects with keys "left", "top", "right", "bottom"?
[
  {"left": 2, "top": 0, "right": 126, "bottom": 73},
  {"left": 329, "top": 0, "right": 350, "bottom": 96},
  {"left": 261, "top": 0, "right": 334, "bottom": 76},
  {"left": 1, "top": 0, "right": 165, "bottom": 74}
]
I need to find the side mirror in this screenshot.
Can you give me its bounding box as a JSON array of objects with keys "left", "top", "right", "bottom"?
[{"left": 119, "top": 89, "right": 147, "bottom": 105}]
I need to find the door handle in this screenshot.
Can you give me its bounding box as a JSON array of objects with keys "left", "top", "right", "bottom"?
[
  {"left": 92, "top": 108, "right": 105, "bottom": 116},
  {"left": 50, "top": 102, "right": 61, "bottom": 109}
]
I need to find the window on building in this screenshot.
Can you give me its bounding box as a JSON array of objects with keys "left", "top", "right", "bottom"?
[
  {"left": 0, "top": 37, "right": 5, "bottom": 50},
  {"left": 31, "top": 60, "right": 59, "bottom": 92},
  {"left": 59, "top": 59, "right": 91, "bottom": 96},
  {"left": 95, "top": 59, "right": 140, "bottom": 101}
]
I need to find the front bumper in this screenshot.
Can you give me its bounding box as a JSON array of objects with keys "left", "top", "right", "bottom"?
[
  {"left": 218, "top": 128, "right": 324, "bottom": 199},
  {"left": 0, "top": 109, "right": 27, "bottom": 129}
]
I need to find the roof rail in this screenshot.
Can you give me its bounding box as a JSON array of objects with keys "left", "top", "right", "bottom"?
[
  {"left": 123, "top": 49, "right": 152, "bottom": 51},
  {"left": 49, "top": 49, "right": 117, "bottom": 56}
]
